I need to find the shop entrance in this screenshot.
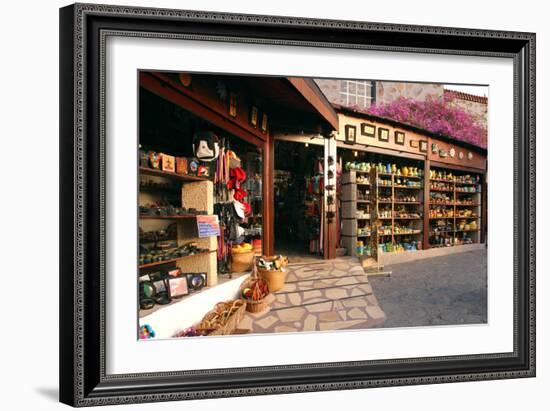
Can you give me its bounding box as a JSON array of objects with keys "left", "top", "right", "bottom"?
[{"left": 273, "top": 139, "right": 326, "bottom": 262}]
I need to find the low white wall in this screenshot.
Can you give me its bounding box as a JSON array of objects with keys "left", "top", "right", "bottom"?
[
  {"left": 140, "top": 275, "right": 248, "bottom": 339},
  {"left": 379, "top": 243, "right": 486, "bottom": 266}
]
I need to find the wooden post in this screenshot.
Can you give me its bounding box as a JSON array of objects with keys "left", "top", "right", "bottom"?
[{"left": 423, "top": 158, "right": 430, "bottom": 250}]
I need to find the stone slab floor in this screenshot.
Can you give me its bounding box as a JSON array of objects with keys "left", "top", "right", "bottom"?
[
  {"left": 238, "top": 258, "right": 386, "bottom": 334},
  {"left": 369, "top": 249, "right": 488, "bottom": 328}
]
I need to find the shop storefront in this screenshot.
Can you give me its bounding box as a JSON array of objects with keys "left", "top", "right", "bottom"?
[
  {"left": 333, "top": 108, "right": 487, "bottom": 265},
  {"left": 136, "top": 72, "right": 487, "bottom": 338},
  {"left": 138, "top": 71, "right": 337, "bottom": 323}
]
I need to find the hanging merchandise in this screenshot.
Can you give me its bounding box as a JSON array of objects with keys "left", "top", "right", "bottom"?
[{"left": 192, "top": 130, "right": 220, "bottom": 162}]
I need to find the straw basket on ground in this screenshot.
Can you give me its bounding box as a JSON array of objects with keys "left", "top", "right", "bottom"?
[
  {"left": 195, "top": 300, "right": 246, "bottom": 336},
  {"left": 240, "top": 273, "right": 270, "bottom": 314},
  {"left": 231, "top": 250, "right": 254, "bottom": 273},
  {"left": 257, "top": 256, "right": 288, "bottom": 292}
]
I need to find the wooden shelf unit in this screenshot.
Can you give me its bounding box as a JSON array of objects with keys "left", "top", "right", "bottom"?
[
  {"left": 139, "top": 162, "right": 218, "bottom": 313},
  {"left": 428, "top": 167, "right": 482, "bottom": 248},
  {"left": 375, "top": 171, "right": 424, "bottom": 253}
]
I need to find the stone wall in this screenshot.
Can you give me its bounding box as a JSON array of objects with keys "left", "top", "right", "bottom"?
[
  {"left": 447, "top": 96, "right": 488, "bottom": 128},
  {"left": 375, "top": 82, "right": 444, "bottom": 105}
]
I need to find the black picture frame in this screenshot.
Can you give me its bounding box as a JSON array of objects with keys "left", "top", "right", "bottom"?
[
  {"left": 361, "top": 122, "right": 376, "bottom": 137},
  {"left": 60, "top": 3, "right": 535, "bottom": 407},
  {"left": 395, "top": 130, "right": 405, "bottom": 145},
  {"left": 344, "top": 124, "right": 357, "bottom": 144},
  {"left": 378, "top": 127, "right": 390, "bottom": 142}
]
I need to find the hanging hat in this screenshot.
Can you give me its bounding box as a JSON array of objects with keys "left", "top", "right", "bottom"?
[
  {"left": 233, "top": 187, "right": 247, "bottom": 201},
  {"left": 233, "top": 200, "right": 245, "bottom": 219},
  {"left": 241, "top": 200, "right": 251, "bottom": 216},
  {"left": 226, "top": 150, "right": 241, "bottom": 169},
  {"left": 230, "top": 167, "right": 246, "bottom": 182}
]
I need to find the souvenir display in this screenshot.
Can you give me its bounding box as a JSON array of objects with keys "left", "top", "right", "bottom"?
[
  {"left": 167, "top": 275, "right": 189, "bottom": 299},
  {"left": 161, "top": 153, "right": 175, "bottom": 172},
  {"left": 175, "top": 157, "right": 188, "bottom": 175},
  {"left": 187, "top": 273, "right": 207, "bottom": 291},
  {"left": 149, "top": 151, "right": 161, "bottom": 169},
  {"left": 139, "top": 242, "right": 209, "bottom": 266},
  {"left": 139, "top": 324, "right": 156, "bottom": 340},
  {"left": 193, "top": 130, "right": 220, "bottom": 162},
  {"left": 139, "top": 149, "right": 149, "bottom": 168}
]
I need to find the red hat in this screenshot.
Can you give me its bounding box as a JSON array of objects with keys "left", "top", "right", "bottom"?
[
  {"left": 230, "top": 167, "right": 246, "bottom": 182},
  {"left": 233, "top": 187, "right": 247, "bottom": 201},
  {"left": 241, "top": 201, "right": 251, "bottom": 216}
]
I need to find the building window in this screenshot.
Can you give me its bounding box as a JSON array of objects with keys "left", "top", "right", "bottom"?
[{"left": 339, "top": 80, "right": 373, "bottom": 108}]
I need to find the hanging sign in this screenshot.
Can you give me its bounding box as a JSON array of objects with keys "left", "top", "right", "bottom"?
[{"left": 197, "top": 215, "right": 220, "bottom": 237}]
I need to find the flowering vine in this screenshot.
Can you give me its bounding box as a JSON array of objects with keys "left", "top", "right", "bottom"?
[{"left": 352, "top": 95, "right": 487, "bottom": 148}]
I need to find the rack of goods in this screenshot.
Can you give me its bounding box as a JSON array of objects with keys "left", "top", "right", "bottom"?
[
  {"left": 138, "top": 149, "right": 218, "bottom": 316},
  {"left": 341, "top": 165, "right": 373, "bottom": 258},
  {"left": 341, "top": 161, "right": 424, "bottom": 257},
  {"left": 428, "top": 168, "right": 482, "bottom": 248},
  {"left": 374, "top": 163, "right": 424, "bottom": 254}
]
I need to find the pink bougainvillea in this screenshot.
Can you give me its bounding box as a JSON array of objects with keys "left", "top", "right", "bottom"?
[{"left": 352, "top": 94, "right": 487, "bottom": 148}]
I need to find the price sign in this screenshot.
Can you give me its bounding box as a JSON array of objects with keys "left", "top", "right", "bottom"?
[{"left": 196, "top": 215, "right": 220, "bottom": 237}]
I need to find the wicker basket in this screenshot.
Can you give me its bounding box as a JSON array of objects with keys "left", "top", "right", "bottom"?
[
  {"left": 258, "top": 268, "right": 286, "bottom": 292},
  {"left": 240, "top": 276, "right": 270, "bottom": 313},
  {"left": 196, "top": 300, "right": 246, "bottom": 336},
  {"left": 257, "top": 256, "right": 288, "bottom": 292},
  {"left": 231, "top": 250, "right": 254, "bottom": 273}
]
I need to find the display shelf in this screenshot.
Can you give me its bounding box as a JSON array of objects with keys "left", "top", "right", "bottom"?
[
  {"left": 394, "top": 185, "right": 422, "bottom": 189},
  {"left": 395, "top": 202, "right": 421, "bottom": 205},
  {"left": 393, "top": 231, "right": 422, "bottom": 235},
  {"left": 393, "top": 217, "right": 422, "bottom": 220},
  {"left": 139, "top": 214, "right": 209, "bottom": 220},
  {"left": 428, "top": 167, "right": 483, "bottom": 250},
  {"left": 140, "top": 166, "right": 210, "bottom": 182},
  {"left": 138, "top": 250, "right": 213, "bottom": 269}
]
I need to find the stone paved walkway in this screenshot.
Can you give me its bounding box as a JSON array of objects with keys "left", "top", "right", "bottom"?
[
  {"left": 238, "top": 258, "right": 386, "bottom": 333},
  {"left": 369, "top": 249, "right": 487, "bottom": 328}
]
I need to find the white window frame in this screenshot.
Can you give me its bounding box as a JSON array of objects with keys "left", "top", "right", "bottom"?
[{"left": 339, "top": 80, "right": 373, "bottom": 108}]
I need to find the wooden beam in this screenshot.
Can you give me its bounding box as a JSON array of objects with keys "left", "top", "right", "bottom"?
[
  {"left": 430, "top": 159, "right": 485, "bottom": 173},
  {"left": 287, "top": 77, "right": 339, "bottom": 131},
  {"left": 263, "top": 136, "right": 275, "bottom": 256},
  {"left": 336, "top": 141, "right": 426, "bottom": 160},
  {"left": 423, "top": 157, "right": 431, "bottom": 250},
  {"left": 141, "top": 72, "right": 266, "bottom": 147}
]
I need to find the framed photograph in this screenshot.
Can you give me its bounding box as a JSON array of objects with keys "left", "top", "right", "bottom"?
[
  {"left": 60, "top": 3, "right": 535, "bottom": 407},
  {"left": 394, "top": 130, "right": 405, "bottom": 145},
  {"left": 260, "top": 113, "right": 268, "bottom": 133},
  {"left": 419, "top": 140, "right": 428, "bottom": 152},
  {"left": 249, "top": 106, "right": 259, "bottom": 128},
  {"left": 410, "top": 139, "right": 419, "bottom": 148},
  {"left": 361, "top": 122, "right": 376, "bottom": 137},
  {"left": 344, "top": 124, "right": 357, "bottom": 144},
  {"left": 228, "top": 92, "right": 238, "bottom": 117},
  {"left": 378, "top": 127, "right": 390, "bottom": 142}
]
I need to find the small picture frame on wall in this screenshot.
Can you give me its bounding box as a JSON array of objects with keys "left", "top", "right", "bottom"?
[
  {"left": 249, "top": 106, "right": 258, "bottom": 128},
  {"left": 360, "top": 122, "right": 376, "bottom": 138},
  {"left": 228, "top": 92, "right": 238, "bottom": 117},
  {"left": 410, "top": 139, "right": 419, "bottom": 148},
  {"left": 378, "top": 127, "right": 389, "bottom": 142},
  {"left": 260, "top": 113, "right": 268, "bottom": 133},
  {"left": 419, "top": 140, "right": 428, "bottom": 152},
  {"left": 395, "top": 131, "right": 405, "bottom": 145},
  {"left": 344, "top": 124, "right": 356, "bottom": 144}
]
